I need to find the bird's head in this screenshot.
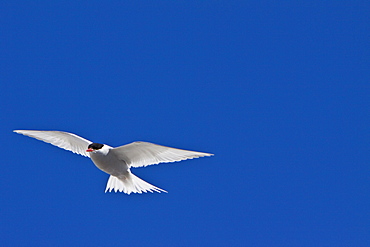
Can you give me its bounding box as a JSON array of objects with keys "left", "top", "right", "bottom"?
[{"left": 86, "top": 143, "right": 104, "bottom": 152}]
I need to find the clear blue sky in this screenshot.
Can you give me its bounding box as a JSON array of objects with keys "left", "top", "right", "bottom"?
[{"left": 1, "top": 1, "right": 369, "bottom": 246}]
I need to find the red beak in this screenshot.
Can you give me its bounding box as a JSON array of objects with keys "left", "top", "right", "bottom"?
[{"left": 86, "top": 149, "right": 94, "bottom": 152}]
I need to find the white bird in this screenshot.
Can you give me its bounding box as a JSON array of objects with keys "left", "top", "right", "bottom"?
[{"left": 13, "top": 130, "right": 213, "bottom": 194}]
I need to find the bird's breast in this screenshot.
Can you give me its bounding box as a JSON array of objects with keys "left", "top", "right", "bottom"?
[{"left": 90, "top": 151, "right": 129, "bottom": 176}]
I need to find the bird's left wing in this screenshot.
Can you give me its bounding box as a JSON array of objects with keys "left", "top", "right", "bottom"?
[
  {"left": 110, "top": 141, "right": 213, "bottom": 168},
  {"left": 14, "top": 130, "right": 92, "bottom": 157}
]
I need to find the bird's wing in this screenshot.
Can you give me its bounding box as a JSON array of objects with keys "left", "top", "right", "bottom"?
[
  {"left": 14, "top": 130, "right": 92, "bottom": 157},
  {"left": 110, "top": 141, "right": 213, "bottom": 168}
]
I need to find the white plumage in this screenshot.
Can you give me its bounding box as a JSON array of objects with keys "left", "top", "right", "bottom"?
[{"left": 14, "top": 130, "right": 213, "bottom": 195}]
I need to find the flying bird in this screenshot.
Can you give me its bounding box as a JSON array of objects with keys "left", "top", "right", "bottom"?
[{"left": 14, "top": 130, "right": 213, "bottom": 194}]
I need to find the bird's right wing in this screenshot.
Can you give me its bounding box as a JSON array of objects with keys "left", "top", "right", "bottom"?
[
  {"left": 111, "top": 141, "right": 213, "bottom": 168},
  {"left": 14, "top": 130, "right": 92, "bottom": 157}
]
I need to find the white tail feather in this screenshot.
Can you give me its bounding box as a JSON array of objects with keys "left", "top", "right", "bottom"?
[{"left": 105, "top": 172, "right": 167, "bottom": 194}]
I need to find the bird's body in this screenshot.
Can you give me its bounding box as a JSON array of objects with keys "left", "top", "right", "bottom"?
[
  {"left": 89, "top": 144, "right": 126, "bottom": 176},
  {"left": 13, "top": 130, "right": 213, "bottom": 194}
]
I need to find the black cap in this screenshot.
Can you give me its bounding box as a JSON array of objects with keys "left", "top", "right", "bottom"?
[{"left": 87, "top": 143, "right": 104, "bottom": 150}]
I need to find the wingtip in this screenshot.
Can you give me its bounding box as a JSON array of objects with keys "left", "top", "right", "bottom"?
[
  {"left": 13, "top": 130, "right": 27, "bottom": 135},
  {"left": 202, "top": 152, "right": 214, "bottom": 157}
]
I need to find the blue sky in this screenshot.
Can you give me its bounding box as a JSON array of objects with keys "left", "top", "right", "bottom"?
[{"left": 1, "top": 1, "right": 369, "bottom": 246}]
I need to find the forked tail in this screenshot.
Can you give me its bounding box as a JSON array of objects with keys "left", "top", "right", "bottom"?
[{"left": 105, "top": 172, "right": 167, "bottom": 194}]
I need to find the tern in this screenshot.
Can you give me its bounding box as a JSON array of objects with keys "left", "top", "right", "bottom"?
[{"left": 14, "top": 130, "right": 213, "bottom": 194}]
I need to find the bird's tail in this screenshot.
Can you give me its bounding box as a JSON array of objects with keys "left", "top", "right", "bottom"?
[{"left": 105, "top": 172, "right": 167, "bottom": 194}]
